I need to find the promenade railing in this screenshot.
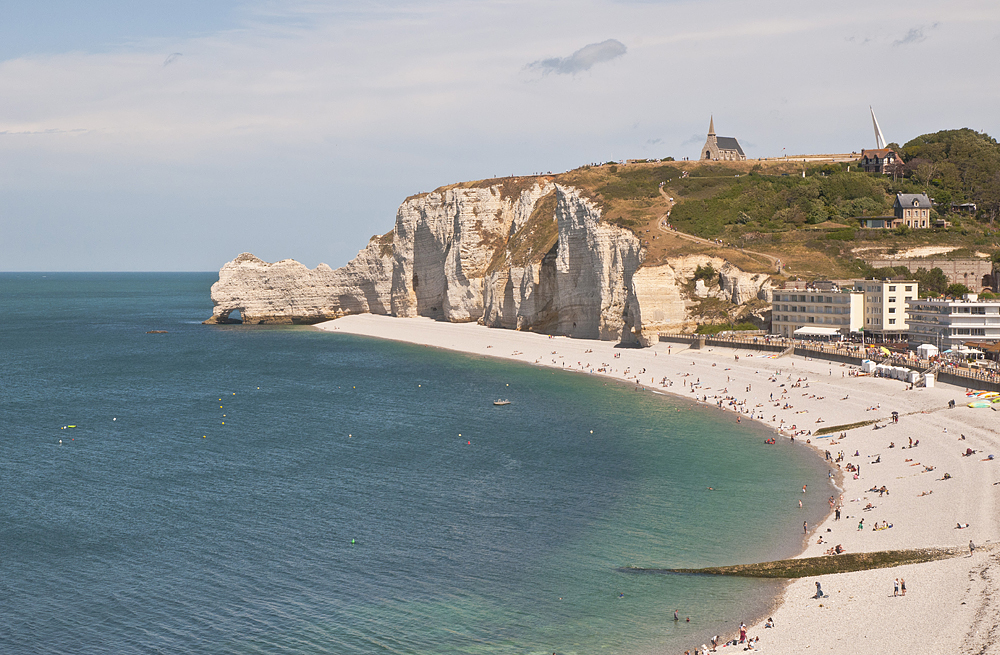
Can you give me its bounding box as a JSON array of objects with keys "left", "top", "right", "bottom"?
[{"left": 656, "top": 332, "right": 1000, "bottom": 389}]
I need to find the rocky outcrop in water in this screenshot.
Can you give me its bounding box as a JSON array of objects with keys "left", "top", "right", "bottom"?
[{"left": 206, "top": 179, "right": 773, "bottom": 343}]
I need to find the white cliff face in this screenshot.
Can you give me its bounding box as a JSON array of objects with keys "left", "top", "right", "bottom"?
[
  {"left": 206, "top": 240, "right": 393, "bottom": 324},
  {"left": 551, "top": 187, "right": 643, "bottom": 340},
  {"left": 626, "top": 256, "right": 775, "bottom": 345},
  {"left": 390, "top": 182, "right": 554, "bottom": 322},
  {"left": 479, "top": 186, "right": 643, "bottom": 340},
  {"left": 208, "top": 179, "right": 774, "bottom": 341}
]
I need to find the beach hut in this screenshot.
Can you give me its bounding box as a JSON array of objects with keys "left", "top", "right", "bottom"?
[
  {"left": 917, "top": 344, "right": 939, "bottom": 359},
  {"left": 861, "top": 360, "right": 876, "bottom": 374},
  {"left": 925, "top": 373, "right": 935, "bottom": 388}
]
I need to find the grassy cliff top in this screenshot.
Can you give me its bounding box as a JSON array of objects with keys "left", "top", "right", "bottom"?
[{"left": 402, "top": 129, "right": 1000, "bottom": 281}]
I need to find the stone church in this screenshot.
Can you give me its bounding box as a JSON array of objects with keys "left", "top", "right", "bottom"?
[{"left": 701, "top": 116, "right": 746, "bottom": 161}]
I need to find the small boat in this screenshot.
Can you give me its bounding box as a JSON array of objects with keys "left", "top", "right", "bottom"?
[{"left": 493, "top": 399, "right": 511, "bottom": 406}]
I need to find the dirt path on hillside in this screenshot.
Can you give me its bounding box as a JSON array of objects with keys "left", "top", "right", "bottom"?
[{"left": 656, "top": 187, "right": 783, "bottom": 273}]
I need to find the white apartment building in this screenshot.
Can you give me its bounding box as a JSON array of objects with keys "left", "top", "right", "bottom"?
[
  {"left": 906, "top": 294, "right": 1000, "bottom": 349},
  {"left": 771, "top": 286, "right": 864, "bottom": 337},
  {"left": 854, "top": 279, "right": 918, "bottom": 339}
]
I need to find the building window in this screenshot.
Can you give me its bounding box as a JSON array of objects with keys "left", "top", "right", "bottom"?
[
  {"left": 889, "top": 286, "right": 896, "bottom": 292},
  {"left": 889, "top": 308, "right": 896, "bottom": 313},
  {"left": 905, "top": 286, "right": 912, "bottom": 292},
  {"left": 889, "top": 319, "right": 896, "bottom": 325},
  {"left": 889, "top": 297, "right": 896, "bottom": 303}
]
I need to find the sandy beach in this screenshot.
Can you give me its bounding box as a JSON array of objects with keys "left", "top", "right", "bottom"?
[{"left": 316, "top": 314, "right": 1000, "bottom": 654}]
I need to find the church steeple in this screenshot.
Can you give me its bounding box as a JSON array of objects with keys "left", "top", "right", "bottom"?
[{"left": 708, "top": 115, "right": 715, "bottom": 136}]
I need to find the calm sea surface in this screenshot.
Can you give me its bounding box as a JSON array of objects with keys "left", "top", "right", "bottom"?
[{"left": 0, "top": 273, "right": 830, "bottom": 654}]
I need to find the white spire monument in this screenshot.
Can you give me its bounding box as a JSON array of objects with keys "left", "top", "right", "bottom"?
[{"left": 870, "top": 106, "right": 887, "bottom": 149}]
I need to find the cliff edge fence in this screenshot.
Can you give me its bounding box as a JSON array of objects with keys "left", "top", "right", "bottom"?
[{"left": 205, "top": 180, "right": 773, "bottom": 345}]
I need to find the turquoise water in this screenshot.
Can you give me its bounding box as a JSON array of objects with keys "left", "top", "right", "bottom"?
[{"left": 0, "top": 273, "right": 829, "bottom": 654}]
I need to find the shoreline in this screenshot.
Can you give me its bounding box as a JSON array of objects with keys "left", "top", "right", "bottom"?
[{"left": 315, "top": 315, "right": 1000, "bottom": 653}]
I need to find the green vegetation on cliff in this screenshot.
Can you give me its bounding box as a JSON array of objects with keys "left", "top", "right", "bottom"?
[{"left": 424, "top": 128, "right": 1000, "bottom": 281}]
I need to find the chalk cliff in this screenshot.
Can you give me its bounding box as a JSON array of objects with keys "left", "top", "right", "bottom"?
[{"left": 206, "top": 179, "right": 773, "bottom": 343}]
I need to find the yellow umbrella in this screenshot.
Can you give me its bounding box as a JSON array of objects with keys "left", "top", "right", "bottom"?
[{"left": 880, "top": 346, "right": 891, "bottom": 356}]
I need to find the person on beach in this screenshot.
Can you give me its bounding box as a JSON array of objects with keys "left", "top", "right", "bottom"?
[
  {"left": 894, "top": 579, "right": 899, "bottom": 596},
  {"left": 858, "top": 518, "right": 864, "bottom": 531},
  {"left": 814, "top": 581, "right": 824, "bottom": 598},
  {"left": 675, "top": 609, "right": 679, "bottom": 621},
  {"left": 901, "top": 578, "right": 906, "bottom": 595},
  {"left": 803, "top": 520, "right": 808, "bottom": 533},
  {"left": 739, "top": 623, "right": 747, "bottom": 643},
  {"left": 970, "top": 540, "right": 976, "bottom": 554}
]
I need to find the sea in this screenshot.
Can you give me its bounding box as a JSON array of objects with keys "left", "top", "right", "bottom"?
[{"left": 0, "top": 273, "right": 831, "bottom": 654}]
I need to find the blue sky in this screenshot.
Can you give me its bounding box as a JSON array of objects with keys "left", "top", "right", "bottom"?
[{"left": 2, "top": 0, "right": 999, "bottom": 271}]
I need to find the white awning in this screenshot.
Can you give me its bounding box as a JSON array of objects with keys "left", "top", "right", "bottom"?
[{"left": 793, "top": 326, "right": 841, "bottom": 336}]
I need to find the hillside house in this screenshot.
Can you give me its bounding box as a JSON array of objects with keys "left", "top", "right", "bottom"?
[
  {"left": 894, "top": 193, "right": 932, "bottom": 228},
  {"left": 859, "top": 148, "right": 899, "bottom": 174}
]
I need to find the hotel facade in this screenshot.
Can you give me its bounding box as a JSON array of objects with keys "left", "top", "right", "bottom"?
[
  {"left": 906, "top": 295, "right": 1000, "bottom": 349},
  {"left": 771, "top": 279, "right": 918, "bottom": 339}
]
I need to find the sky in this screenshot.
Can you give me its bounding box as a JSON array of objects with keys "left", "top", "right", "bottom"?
[{"left": 2, "top": 0, "right": 999, "bottom": 271}]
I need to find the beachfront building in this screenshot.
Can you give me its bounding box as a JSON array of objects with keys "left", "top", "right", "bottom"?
[
  {"left": 854, "top": 279, "right": 919, "bottom": 340},
  {"left": 771, "top": 283, "right": 863, "bottom": 338},
  {"left": 906, "top": 294, "right": 1000, "bottom": 350}
]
